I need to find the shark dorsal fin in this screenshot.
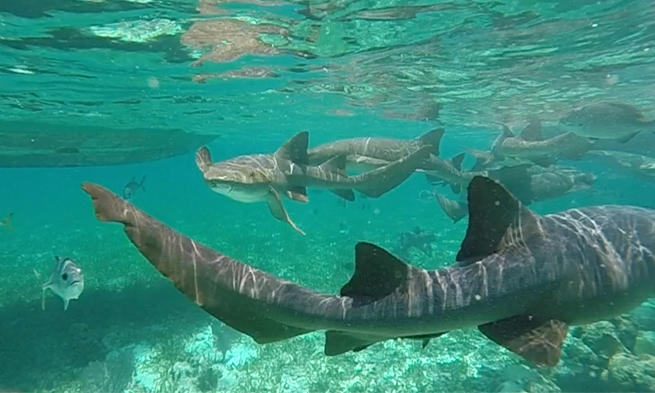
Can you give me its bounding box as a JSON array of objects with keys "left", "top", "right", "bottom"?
[
  {"left": 450, "top": 153, "right": 466, "bottom": 171},
  {"left": 275, "top": 132, "right": 309, "bottom": 165},
  {"left": 456, "top": 176, "right": 542, "bottom": 265},
  {"left": 340, "top": 243, "right": 409, "bottom": 305},
  {"left": 519, "top": 118, "right": 543, "bottom": 142},
  {"left": 417, "top": 128, "right": 445, "bottom": 156},
  {"left": 318, "top": 154, "right": 347, "bottom": 176}
]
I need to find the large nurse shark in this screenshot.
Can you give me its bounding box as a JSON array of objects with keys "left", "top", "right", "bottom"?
[{"left": 82, "top": 176, "right": 655, "bottom": 367}]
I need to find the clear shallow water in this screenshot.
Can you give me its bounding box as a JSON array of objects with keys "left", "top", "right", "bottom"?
[{"left": 2, "top": 0, "right": 655, "bottom": 392}]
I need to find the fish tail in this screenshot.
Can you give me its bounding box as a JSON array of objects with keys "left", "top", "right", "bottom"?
[
  {"left": 81, "top": 183, "right": 137, "bottom": 226},
  {"left": 2, "top": 212, "right": 13, "bottom": 231},
  {"left": 140, "top": 174, "right": 147, "bottom": 192}
]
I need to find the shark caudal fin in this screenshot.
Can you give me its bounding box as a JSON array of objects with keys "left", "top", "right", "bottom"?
[
  {"left": 459, "top": 176, "right": 568, "bottom": 367},
  {"left": 81, "top": 183, "right": 137, "bottom": 226},
  {"left": 436, "top": 195, "right": 468, "bottom": 223},
  {"left": 196, "top": 147, "right": 213, "bottom": 173},
  {"left": 417, "top": 128, "right": 445, "bottom": 156},
  {"left": 354, "top": 146, "right": 431, "bottom": 198}
]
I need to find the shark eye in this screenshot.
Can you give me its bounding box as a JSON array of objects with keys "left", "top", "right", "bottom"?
[{"left": 61, "top": 273, "right": 68, "bottom": 281}]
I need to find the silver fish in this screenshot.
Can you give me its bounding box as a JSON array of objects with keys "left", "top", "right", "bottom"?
[
  {"left": 123, "top": 175, "right": 147, "bottom": 200},
  {"left": 559, "top": 102, "right": 652, "bottom": 142},
  {"left": 35, "top": 256, "right": 84, "bottom": 311}
]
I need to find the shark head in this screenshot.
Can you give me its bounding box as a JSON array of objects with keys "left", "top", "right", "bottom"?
[{"left": 198, "top": 156, "right": 274, "bottom": 203}]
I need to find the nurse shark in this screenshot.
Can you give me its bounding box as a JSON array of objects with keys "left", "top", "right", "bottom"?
[{"left": 81, "top": 176, "right": 655, "bottom": 367}]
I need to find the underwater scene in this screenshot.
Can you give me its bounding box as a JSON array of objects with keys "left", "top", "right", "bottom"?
[{"left": 3, "top": 0, "right": 655, "bottom": 392}]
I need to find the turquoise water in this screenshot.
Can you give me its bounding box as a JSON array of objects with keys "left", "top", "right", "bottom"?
[{"left": 3, "top": 0, "right": 655, "bottom": 392}]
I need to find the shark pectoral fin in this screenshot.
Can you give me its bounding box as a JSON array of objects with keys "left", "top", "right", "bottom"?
[
  {"left": 449, "top": 182, "right": 461, "bottom": 194},
  {"left": 417, "top": 128, "right": 445, "bottom": 156},
  {"left": 340, "top": 243, "right": 410, "bottom": 305},
  {"left": 478, "top": 317, "right": 569, "bottom": 367},
  {"left": 207, "top": 303, "right": 313, "bottom": 344},
  {"left": 330, "top": 189, "right": 355, "bottom": 201},
  {"left": 287, "top": 186, "right": 309, "bottom": 203},
  {"left": 63, "top": 298, "right": 70, "bottom": 311},
  {"left": 424, "top": 172, "right": 445, "bottom": 186},
  {"left": 266, "top": 188, "right": 305, "bottom": 235},
  {"left": 275, "top": 131, "right": 309, "bottom": 165},
  {"left": 457, "top": 176, "right": 541, "bottom": 265},
  {"left": 356, "top": 146, "right": 432, "bottom": 198},
  {"left": 324, "top": 331, "right": 379, "bottom": 356}
]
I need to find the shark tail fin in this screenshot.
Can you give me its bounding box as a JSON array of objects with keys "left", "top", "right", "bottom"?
[
  {"left": 417, "top": 128, "right": 445, "bottom": 156},
  {"left": 354, "top": 146, "right": 431, "bottom": 198},
  {"left": 140, "top": 174, "right": 147, "bottom": 192},
  {"left": 195, "top": 147, "right": 213, "bottom": 173},
  {"left": 318, "top": 154, "right": 347, "bottom": 176},
  {"left": 82, "top": 183, "right": 137, "bottom": 226},
  {"left": 2, "top": 212, "right": 13, "bottom": 231}
]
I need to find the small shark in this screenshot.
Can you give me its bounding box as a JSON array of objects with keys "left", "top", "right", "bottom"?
[
  {"left": 396, "top": 227, "right": 437, "bottom": 259},
  {"left": 34, "top": 256, "right": 84, "bottom": 311},
  {"left": 586, "top": 150, "right": 655, "bottom": 185},
  {"left": 306, "top": 129, "right": 466, "bottom": 193},
  {"left": 306, "top": 128, "right": 444, "bottom": 172},
  {"left": 425, "top": 162, "right": 535, "bottom": 203},
  {"left": 559, "top": 102, "right": 651, "bottom": 142},
  {"left": 491, "top": 120, "right": 593, "bottom": 167},
  {"left": 123, "top": 175, "right": 146, "bottom": 200},
  {"left": 195, "top": 132, "right": 430, "bottom": 235},
  {"left": 436, "top": 167, "right": 597, "bottom": 223},
  {"left": 82, "top": 177, "right": 655, "bottom": 367}
]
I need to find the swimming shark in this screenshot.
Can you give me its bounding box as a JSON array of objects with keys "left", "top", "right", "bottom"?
[
  {"left": 306, "top": 129, "right": 466, "bottom": 193},
  {"left": 195, "top": 131, "right": 430, "bottom": 235},
  {"left": 82, "top": 176, "right": 655, "bottom": 367},
  {"left": 436, "top": 167, "right": 597, "bottom": 223},
  {"left": 491, "top": 120, "right": 593, "bottom": 167},
  {"left": 306, "top": 128, "right": 445, "bottom": 172},
  {"left": 586, "top": 150, "right": 655, "bottom": 185}
]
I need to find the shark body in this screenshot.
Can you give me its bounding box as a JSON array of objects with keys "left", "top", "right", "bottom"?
[
  {"left": 82, "top": 176, "right": 655, "bottom": 367},
  {"left": 491, "top": 120, "right": 593, "bottom": 167},
  {"left": 306, "top": 129, "right": 468, "bottom": 191},
  {"left": 436, "top": 167, "right": 597, "bottom": 223},
  {"left": 195, "top": 132, "right": 429, "bottom": 235}
]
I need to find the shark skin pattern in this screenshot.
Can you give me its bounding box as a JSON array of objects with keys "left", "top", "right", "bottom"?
[{"left": 82, "top": 177, "right": 655, "bottom": 368}]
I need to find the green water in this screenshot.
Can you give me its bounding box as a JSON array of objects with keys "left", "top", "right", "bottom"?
[{"left": 2, "top": 0, "right": 655, "bottom": 392}]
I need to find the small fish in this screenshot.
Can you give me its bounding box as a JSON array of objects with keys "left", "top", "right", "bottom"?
[
  {"left": 559, "top": 102, "right": 652, "bottom": 142},
  {"left": 1, "top": 212, "right": 13, "bottom": 231},
  {"left": 123, "top": 175, "right": 147, "bottom": 200},
  {"left": 34, "top": 256, "right": 84, "bottom": 311}
]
